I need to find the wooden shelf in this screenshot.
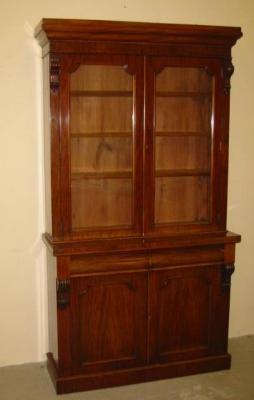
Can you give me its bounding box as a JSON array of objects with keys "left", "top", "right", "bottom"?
[
  {"left": 71, "top": 131, "right": 209, "bottom": 138},
  {"left": 71, "top": 131, "right": 133, "bottom": 138},
  {"left": 156, "top": 91, "right": 212, "bottom": 98},
  {"left": 72, "top": 170, "right": 132, "bottom": 180},
  {"left": 71, "top": 90, "right": 132, "bottom": 97},
  {"left": 156, "top": 169, "right": 211, "bottom": 177},
  {"left": 156, "top": 131, "right": 210, "bottom": 137}
]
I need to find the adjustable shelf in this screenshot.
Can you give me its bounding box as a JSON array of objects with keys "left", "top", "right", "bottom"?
[
  {"left": 70, "top": 90, "right": 132, "bottom": 97},
  {"left": 71, "top": 131, "right": 133, "bottom": 138},
  {"left": 156, "top": 91, "right": 212, "bottom": 98},
  {"left": 155, "top": 168, "right": 211, "bottom": 177},
  {"left": 72, "top": 170, "right": 132, "bottom": 180},
  {"left": 155, "top": 131, "right": 210, "bottom": 137}
]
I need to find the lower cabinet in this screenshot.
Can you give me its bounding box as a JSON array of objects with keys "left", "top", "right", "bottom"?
[
  {"left": 69, "top": 263, "right": 227, "bottom": 373},
  {"left": 50, "top": 253, "right": 235, "bottom": 393},
  {"left": 70, "top": 271, "right": 148, "bottom": 374}
]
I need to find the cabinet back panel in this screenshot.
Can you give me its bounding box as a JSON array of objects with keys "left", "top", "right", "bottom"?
[
  {"left": 156, "top": 97, "right": 211, "bottom": 133},
  {"left": 70, "top": 97, "right": 133, "bottom": 134},
  {"left": 156, "top": 136, "right": 210, "bottom": 170},
  {"left": 156, "top": 67, "right": 212, "bottom": 92},
  {"left": 71, "top": 137, "right": 132, "bottom": 172},
  {"left": 71, "top": 178, "right": 132, "bottom": 228},
  {"left": 70, "top": 64, "right": 133, "bottom": 92},
  {"left": 155, "top": 176, "right": 210, "bottom": 224}
]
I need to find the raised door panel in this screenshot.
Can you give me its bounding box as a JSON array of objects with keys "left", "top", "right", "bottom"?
[
  {"left": 144, "top": 57, "right": 227, "bottom": 236},
  {"left": 71, "top": 272, "right": 147, "bottom": 373},
  {"left": 59, "top": 55, "right": 144, "bottom": 238},
  {"left": 149, "top": 265, "right": 220, "bottom": 363}
]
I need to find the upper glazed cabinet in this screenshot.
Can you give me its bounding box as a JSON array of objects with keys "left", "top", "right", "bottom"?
[{"left": 38, "top": 25, "right": 240, "bottom": 241}]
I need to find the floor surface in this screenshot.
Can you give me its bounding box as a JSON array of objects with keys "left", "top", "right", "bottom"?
[{"left": 0, "top": 336, "right": 253, "bottom": 400}]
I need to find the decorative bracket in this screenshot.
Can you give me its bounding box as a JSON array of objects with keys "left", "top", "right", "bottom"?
[
  {"left": 56, "top": 279, "right": 70, "bottom": 309},
  {"left": 221, "top": 264, "right": 235, "bottom": 292},
  {"left": 50, "top": 55, "right": 60, "bottom": 93},
  {"left": 221, "top": 61, "right": 234, "bottom": 95}
]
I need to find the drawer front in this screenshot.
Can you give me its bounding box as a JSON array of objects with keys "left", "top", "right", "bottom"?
[
  {"left": 151, "top": 245, "right": 224, "bottom": 269},
  {"left": 70, "top": 253, "right": 149, "bottom": 275}
]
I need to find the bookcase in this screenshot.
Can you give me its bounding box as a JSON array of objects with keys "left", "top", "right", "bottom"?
[{"left": 35, "top": 18, "right": 242, "bottom": 394}]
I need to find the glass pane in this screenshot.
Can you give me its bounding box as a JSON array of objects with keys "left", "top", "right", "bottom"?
[
  {"left": 71, "top": 137, "right": 132, "bottom": 173},
  {"left": 72, "top": 178, "right": 132, "bottom": 228},
  {"left": 70, "top": 65, "right": 133, "bottom": 230},
  {"left": 154, "top": 67, "right": 213, "bottom": 224},
  {"left": 155, "top": 176, "right": 210, "bottom": 224},
  {"left": 156, "top": 136, "right": 210, "bottom": 171}
]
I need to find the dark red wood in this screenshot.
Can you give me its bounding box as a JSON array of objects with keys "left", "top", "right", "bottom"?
[
  {"left": 43, "top": 230, "right": 241, "bottom": 256},
  {"left": 70, "top": 272, "right": 147, "bottom": 374},
  {"left": 35, "top": 18, "right": 242, "bottom": 47},
  {"left": 49, "top": 55, "right": 61, "bottom": 237},
  {"left": 47, "top": 350, "right": 231, "bottom": 394},
  {"left": 36, "top": 18, "right": 242, "bottom": 394},
  {"left": 56, "top": 256, "right": 72, "bottom": 375},
  {"left": 149, "top": 264, "right": 220, "bottom": 363}
]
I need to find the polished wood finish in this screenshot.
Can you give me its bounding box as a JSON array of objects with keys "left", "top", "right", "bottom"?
[
  {"left": 35, "top": 18, "right": 242, "bottom": 394},
  {"left": 149, "top": 264, "right": 220, "bottom": 363},
  {"left": 71, "top": 272, "right": 147, "bottom": 374},
  {"left": 47, "top": 351, "right": 231, "bottom": 394}
]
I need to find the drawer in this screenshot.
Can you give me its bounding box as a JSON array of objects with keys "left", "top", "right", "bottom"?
[
  {"left": 70, "top": 253, "right": 149, "bottom": 275},
  {"left": 151, "top": 245, "right": 224, "bottom": 268}
]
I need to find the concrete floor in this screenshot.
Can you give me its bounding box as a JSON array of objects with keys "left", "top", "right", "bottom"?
[{"left": 0, "top": 336, "right": 253, "bottom": 400}]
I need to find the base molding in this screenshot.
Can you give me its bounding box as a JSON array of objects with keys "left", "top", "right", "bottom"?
[{"left": 47, "top": 352, "right": 231, "bottom": 394}]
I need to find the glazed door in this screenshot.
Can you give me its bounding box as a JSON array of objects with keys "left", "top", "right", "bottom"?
[
  {"left": 149, "top": 264, "right": 222, "bottom": 363},
  {"left": 144, "top": 57, "right": 226, "bottom": 236},
  {"left": 60, "top": 55, "right": 144, "bottom": 238},
  {"left": 70, "top": 272, "right": 147, "bottom": 373}
]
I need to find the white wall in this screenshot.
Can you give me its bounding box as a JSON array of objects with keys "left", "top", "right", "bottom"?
[{"left": 0, "top": 0, "right": 253, "bottom": 366}]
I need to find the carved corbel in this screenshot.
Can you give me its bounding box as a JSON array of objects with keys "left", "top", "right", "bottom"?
[
  {"left": 221, "top": 264, "right": 235, "bottom": 292},
  {"left": 221, "top": 61, "right": 234, "bottom": 95},
  {"left": 50, "top": 55, "right": 60, "bottom": 93},
  {"left": 56, "top": 279, "right": 70, "bottom": 309}
]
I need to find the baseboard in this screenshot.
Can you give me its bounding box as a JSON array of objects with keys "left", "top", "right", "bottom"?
[{"left": 47, "top": 352, "right": 231, "bottom": 394}]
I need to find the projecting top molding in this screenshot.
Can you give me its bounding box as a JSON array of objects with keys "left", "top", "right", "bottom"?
[{"left": 35, "top": 18, "right": 242, "bottom": 51}]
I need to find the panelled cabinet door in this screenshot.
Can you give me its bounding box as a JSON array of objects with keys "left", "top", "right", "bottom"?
[
  {"left": 70, "top": 272, "right": 147, "bottom": 373},
  {"left": 149, "top": 265, "right": 222, "bottom": 363},
  {"left": 59, "top": 55, "right": 144, "bottom": 238},
  {"left": 144, "top": 57, "right": 227, "bottom": 236}
]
